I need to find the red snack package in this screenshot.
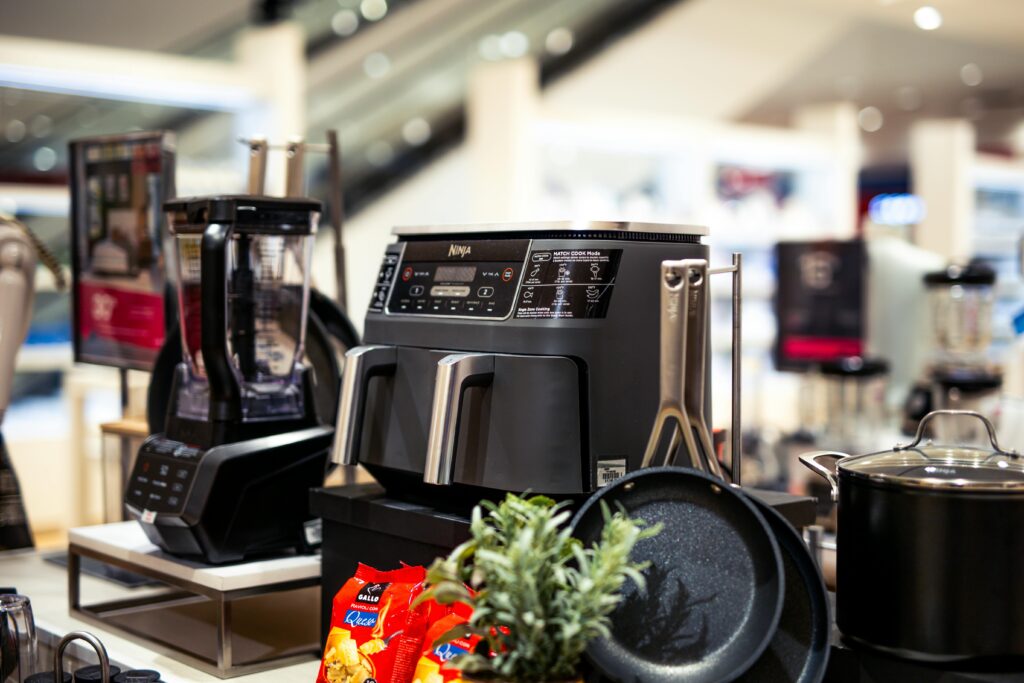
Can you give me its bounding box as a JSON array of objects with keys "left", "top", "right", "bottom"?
[
  {"left": 318, "top": 564, "right": 439, "bottom": 683},
  {"left": 412, "top": 604, "right": 481, "bottom": 683}
]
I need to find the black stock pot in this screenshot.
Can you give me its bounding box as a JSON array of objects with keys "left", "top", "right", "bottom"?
[{"left": 802, "top": 409, "right": 1024, "bottom": 662}]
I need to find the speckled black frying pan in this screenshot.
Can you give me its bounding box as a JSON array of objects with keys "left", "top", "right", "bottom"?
[
  {"left": 735, "top": 498, "right": 830, "bottom": 683},
  {"left": 571, "top": 466, "right": 784, "bottom": 683}
]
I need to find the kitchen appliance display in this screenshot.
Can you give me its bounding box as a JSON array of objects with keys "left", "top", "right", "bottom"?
[
  {"left": 335, "top": 221, "right": 709, "bottom": 502},
  {"left": 126, "top": 195, "right": 333, "bottom": 564}
]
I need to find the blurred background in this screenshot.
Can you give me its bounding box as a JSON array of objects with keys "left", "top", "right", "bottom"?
[{"left": 1, "top": 0, "right": 1023, "bottom": 541}]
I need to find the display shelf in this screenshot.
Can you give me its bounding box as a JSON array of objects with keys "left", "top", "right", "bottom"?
[{"left": 68, "top": 522, "right": 321, "bottom": 678}]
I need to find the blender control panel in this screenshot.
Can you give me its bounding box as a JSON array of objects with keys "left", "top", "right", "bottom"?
[
  {"left": 377, "top": 240, "right": 530, "bottom": 319},
  {"left": 127, "top": 438, "right": 202, "bottom": 515}
]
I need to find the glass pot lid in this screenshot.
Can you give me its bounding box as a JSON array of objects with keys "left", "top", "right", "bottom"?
[{"left": 839, "top": 410, "right": 1024, "bottom": 490}]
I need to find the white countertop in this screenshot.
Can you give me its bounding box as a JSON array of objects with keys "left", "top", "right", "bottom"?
[{"left": 0, "top": 549, "right": 321, "bottom": 682}]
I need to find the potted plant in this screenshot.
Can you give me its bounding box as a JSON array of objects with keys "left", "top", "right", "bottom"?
[{"left": 418, "top": 493, "right": 659, "bottom": 683}]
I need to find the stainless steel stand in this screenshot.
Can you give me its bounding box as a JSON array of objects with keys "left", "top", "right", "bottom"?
[{"left": 68, "top": 543, "right": 320, "bottom": 678}]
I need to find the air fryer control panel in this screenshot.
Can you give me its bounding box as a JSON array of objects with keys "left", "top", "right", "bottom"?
[
  {"left": 127, "top": 438, "right": 202, "bottom": 515},
  {"left": 370, "top": 238, "right": 622, "bottom": 320}
]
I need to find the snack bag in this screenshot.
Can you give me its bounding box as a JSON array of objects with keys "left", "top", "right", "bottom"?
[
  {"left": 318, "top": 564, "right": 436, "bottom": 683},
  {"left": 412, "top": 604, "right": 480, "bottom": 683}
]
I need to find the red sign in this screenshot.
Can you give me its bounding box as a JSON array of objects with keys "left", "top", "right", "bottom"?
[{"left": 77, "top": 282, "right": 166, "bottom": 353}]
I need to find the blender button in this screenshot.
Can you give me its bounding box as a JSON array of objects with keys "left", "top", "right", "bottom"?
[
  {"left": 168, "top": 496, "right": 180, "bottom": 507},
  {"left": 410, "top": 285, "right": 424, "bottom": 296},
  {"left": 131, "top": 489, "right": 144, "bottom": 499},
  {"left": 175, "top": 468, "right": 190, "bottom": 480},
  {"left": 152, "top": 480, "right": 167, "bottom": 489},
  {"left": 158, "top": 464, "right": 170, "bottom": 476},
  {"left": 136, "top": 476, "right": 149, "bottom": 485},
  {"left": 148, "top": 493, "right": 163, "bottom": 503},
  {"left": 171, "top": 482, "right": 185, "bottom": 493},
  {"left": 478, "top": 287, "right": 494, "bottom": 298},
  {"left": 502, "top": 268, "right": 514, "bottom": 282}
]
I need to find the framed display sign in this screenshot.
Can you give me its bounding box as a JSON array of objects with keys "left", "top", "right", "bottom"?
[
  {"left": 774, "top": 239, "right": 867, "bottom": 372},
  {"left": 70, "top": 131, "right": 176, "bottom": 370}
]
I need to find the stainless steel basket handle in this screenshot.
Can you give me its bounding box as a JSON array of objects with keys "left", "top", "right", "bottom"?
[
  {"left": 896, "top": 409, "right": 1014, "bottom": 455},
  {"left": 424, "top": 353, "right": 495, "bottom": 485},
  {"left": 332, "top": 345, "right": 397, "bottom": 466},
  {"left": 799, "top": 451, "right": 848, "bottom": 502}
]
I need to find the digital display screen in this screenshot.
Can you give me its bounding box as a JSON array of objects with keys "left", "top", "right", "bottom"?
[{"left": 434, "top": 265, "right": 477, "bottom": 282}]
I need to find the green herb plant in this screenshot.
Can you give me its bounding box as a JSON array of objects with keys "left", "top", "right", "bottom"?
[{"left": 417, "top": 494, "right": 660, "bottom": 683}]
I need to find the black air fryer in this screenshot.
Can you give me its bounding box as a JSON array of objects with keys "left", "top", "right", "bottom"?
[
  {"left": 126, "top": 196, "right": 333, "bottom": 564},
  {"left": 332, "top": 221, "right": 709, "bottom": 503}
]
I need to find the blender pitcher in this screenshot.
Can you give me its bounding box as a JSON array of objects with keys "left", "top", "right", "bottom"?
[{"left": 166, "top": 196, "right": 319, "bottom": 440}]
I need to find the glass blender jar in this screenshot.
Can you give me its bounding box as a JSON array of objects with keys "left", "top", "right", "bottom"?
[
  {"left": 923, "top": 263, "right": 1002, "bottom": 445},
  {"left": 166, "top": 195, "right": 321, "bottom": 443}
]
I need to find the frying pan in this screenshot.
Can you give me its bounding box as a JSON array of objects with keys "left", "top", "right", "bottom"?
[
  {"left": 735, "top": 498, "right": 830, "bottom": 683},
  {"left": 571, "top": 466, "right": 784, "bottom": 683}
]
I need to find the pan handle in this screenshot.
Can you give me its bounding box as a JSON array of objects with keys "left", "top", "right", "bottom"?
[
  {"left": 896, "top": 409, "right": 1015, "bottom": 455},
  {"left": 799, "top": 451, "right": 847, "bottom": 502}
]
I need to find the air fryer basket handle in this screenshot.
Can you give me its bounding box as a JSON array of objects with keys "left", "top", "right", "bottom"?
[
  {"left": 424, "top": 353, "right": 496, "bottom": 486},
  {"left": 332, "top": 345, "right": 397, "bottom": 466}
]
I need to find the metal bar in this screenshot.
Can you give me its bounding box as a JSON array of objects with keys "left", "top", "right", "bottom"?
[
  {"left": 326, "top": 129, "right": 347, "bottom": 310},
  {"left": 731, "top": 252, "right": 743, "bottom": 486},
  {"left": 68, "top": 548, "right": 81, "bottom": 611}
]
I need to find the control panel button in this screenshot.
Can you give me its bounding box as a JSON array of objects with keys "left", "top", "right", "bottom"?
[
  {"left": 478, "top": 286, "right": 494, "bottom": 298},
  {"left": 402, "top": 266, "right": 413, "bottom": 281},
  {"left": 171, "top": 482, "right": 185, "bottom": 493},
  {"left": 502, "top": 267, "right": 515, "bottom": 282},
  {"left": 167, "top": 496, "right": 180, "bottom": 507},
  {"left": 175, "top": 468, "right": 190, "bottom": 480},
  {"left": 409, "top": 285, "right": 424, "bottom": 296},
  {"left": 136, "top": 476, "right": 149, "bottom": 485},
  {"left": 158, "top": 464, "right": 170, "bottom": 477},
  {"left": 152, "top": 480, "right": 167, "bottom": 489}
]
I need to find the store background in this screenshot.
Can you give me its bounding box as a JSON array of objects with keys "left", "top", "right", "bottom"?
[{"left": 1, "top": 0, "right": 1023, "bottom": 542}]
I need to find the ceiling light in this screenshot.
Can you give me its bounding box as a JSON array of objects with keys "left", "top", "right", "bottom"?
[
  {"left": 363, "top": 52, "right": 391, "bottom": 79},
  {"left": 30, "top": 114, "right": 52, "bottom": 138},
  {"left": 5, "top": 119, "right": 25, "bottom": 143},
  {"left": 33, "top": 146, "right": 57, "bottom": 172},
  {"left": 914, "top": 6, "right": 942, "bottom": 30},
  {"left": 545, "top": 28, "right": 574, "bottom": 56},
  {"left": 360, "top": 0, "right": 387, "bottom": 22},
  {"left": 331, "top": 9, "right": 359, "bottom": 36},
  {"left": 499, "top": 31, "right": 529, "bottom": 59},
  {"left": 857, "top": 106, "right": 884, "bottom": 132},
  {"left": 960, "top": 63, "right": 983, "bottom": 87},
  {"left": 402, "top": 118, "right": 431, "bottom": 146}
]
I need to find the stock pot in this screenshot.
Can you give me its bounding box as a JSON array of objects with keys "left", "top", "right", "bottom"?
[{"left": 801, "top": 410, "right": 1024, "bottom": 661}]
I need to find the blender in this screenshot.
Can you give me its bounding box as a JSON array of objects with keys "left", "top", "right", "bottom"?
[
  {"left": 904, "top": 263, "right": 1002, "bottom": 444},
  {"left": 126, "top": 194, "right": 333, "bottom": 563}
]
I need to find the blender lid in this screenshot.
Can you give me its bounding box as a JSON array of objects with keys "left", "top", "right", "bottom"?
[
  {"left": 839, "top": 410, "right": 1024, "bottom": 491},
  {"left": 819, "top": 356, "right": 889, "bottom": 377},
  {"left": 923, "top": 262, "right": 996, "bottom": 286},
  {"left": 165, "top": 195, "right": 321, "bottom": 234}
]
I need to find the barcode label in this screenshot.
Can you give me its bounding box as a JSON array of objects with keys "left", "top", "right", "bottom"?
[{"left": 597, "top": 459, "right": 627, "bottom": 487}]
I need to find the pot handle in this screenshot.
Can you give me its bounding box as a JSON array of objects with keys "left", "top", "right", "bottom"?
[
  {"left": 799, "top": 451, "right": 848, "bottom": 502},
  {"left": 896, "top": 409, "right": 1015, "bottom": 455}
]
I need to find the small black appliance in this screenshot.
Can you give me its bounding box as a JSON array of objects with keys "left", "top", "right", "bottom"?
[{"left": 126, "top": 195, "right": 333, "bottom": 564}]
